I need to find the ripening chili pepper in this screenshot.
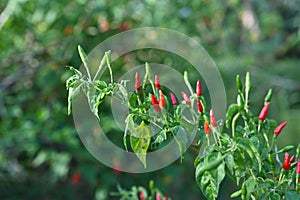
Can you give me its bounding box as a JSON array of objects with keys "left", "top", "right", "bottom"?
[
  {"left": 155, "top": 75, "right": 161, "bottom": 90},
  {"left": 170, "top": 92, "right": 177, "bottom": 105},
  {"left": 135, "top": 72, "right": 141, "bottom": 91},
  {"left": 196, "top": 80, "right": 202, "bottom": 97},
  {"left": 283, "top": 152, "right": 291, "bottom": 170},
  {"left": 159, "top": 90, "right": 166, "bottom": 109},
  {"left": 274, "top": 121, "right": 287, "bottom": 135},
  {"left": 210, "top": 109, "right": 217, "bottom": 127},
  {"left": 181, "top": 91, "right": 191, "bottom": 105},
  {"left": 290, "top": 155, "right": 295, "bottom": 163},
  {"left": 197, "top": 99, "right": 203, "bottom": 113},
  {"left": 156, "top": 192, "right": 161, "bottom": 200},
  {"left": 139, "top": 191, "right": 145, "bottom": 200},
  {"left": 151, "top": 94, "right": 160, "bottom": 112},
  {"left": 204, "top": 122, "right": 210, "bottom": 135},
  {"left": 259, "top": 102, "right": 270, "bottom": 121},
  {"left": 297, "top": 159, "right": 300, "bottom": 175}
]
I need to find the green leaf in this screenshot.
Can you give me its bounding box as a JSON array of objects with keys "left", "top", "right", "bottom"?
[
  {"left": 66, "top": 66, "right": 82, "bottom": 77},
  {"left": 130, "top": 121, "right": 151, "bottom": 168},
  {"left": 152, "top": 129, "right": 167, "bottom": 145},
  {"left": 236, "top": 138, "right": 262, "bottom": 172},
  {"left": 285, "top": 192, "right": 300, "bottom": 200},
  {"left": 78, "top": 45, "right": 88, "bottom": 66},
  {"left": 225, "top": 104, "right": 239, "bottom": 128},
  {"left": 195, "top": 152, "right": 225, "bottom": 200},
  {"left": 236, "top": 74, "right": 243, "bottom": 92},
  {"left": 225, "top": 153, "right": 235, "bottom": 174},
  {"left": 245, "top": 177, "right": 256, "bottom": 199},
  {"left": 173, "top": 126, "right": 190, "bottom": 161}
]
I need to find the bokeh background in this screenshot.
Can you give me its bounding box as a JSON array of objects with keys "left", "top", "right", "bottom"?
[{"left": 0, "top": 0, "right": 300, "bottom": 199}]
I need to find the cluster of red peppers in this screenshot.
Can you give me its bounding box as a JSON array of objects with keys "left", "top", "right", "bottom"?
[{"left": 258, "top": 100, "right": 300, "bottom": 183}]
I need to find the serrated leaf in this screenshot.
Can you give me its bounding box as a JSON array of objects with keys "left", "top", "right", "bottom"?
[{"left": 130, "top": 121, "right": 151, "bottom": 168}]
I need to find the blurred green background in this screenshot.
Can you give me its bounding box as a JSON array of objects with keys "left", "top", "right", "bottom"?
[{"left": 0, "top": 0, "right": 299, "bottom": 199}]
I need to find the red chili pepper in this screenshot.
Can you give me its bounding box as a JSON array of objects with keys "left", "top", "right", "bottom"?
[
  {"left": 135, "top": 72, "right": 141, "bottom": 91},
  {"left": 139, "top": 191, "right": 145, "bottom": 200},
  {"left": 156, "top": 192, "right": 161, "bottom": 200},
  {"left": 197, "top": 99, "right": 203, "bottom": 113},
  {"left": 155, "top": 75, "right": 161, "bottom": 90},
  {"left": 181, "top": 91, "right": 190, "bottom": 105},
  {"left": 72, "top": 172, "right": 81, "bottom": 184},
  {"left": 170, "top": 92, "right": 177, "bottom": 106},
  {"left": 274, "top": 121, "right": 287, "bottom": 135},
  {"left": 296, "top": 159, "right": 300, "bottom": 174},
  {"left": 259, "top": 102, "right": 270, "bottom": 121},
  {"left": 210, "top": 109, "right": 217, "bottom": 127},
  {"left": 163, "top": 197, "right": 167, "bottom": 200},
  {"left": 204, "top": 122, "right": 210, "bottom": 135},
  {"left": 151, "top": 94, "right": 160, "bottom": 112},
  {"left": 159, "top": 90, "right": 166, "bottom": 109},
  {"left": 290, "top": 155, "right": 295, "bottom": 163},
  {"left": 196, "top": 80, "right": 202, "bottom": 97},
  {"left": 283, "top": 152, "right": 291, "bottom": 170}
]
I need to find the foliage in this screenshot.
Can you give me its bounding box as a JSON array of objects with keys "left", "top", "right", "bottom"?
[
  {"left": 1, "top": 0, "right": 300, "bottom": 199},
  {"left": 67, "top": 47, "right": 300, "bottom": 199}
]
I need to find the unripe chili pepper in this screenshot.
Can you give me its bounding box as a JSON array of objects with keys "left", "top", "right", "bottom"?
[
  {"left": 264, "top": 89, "right": 273, "bottom": 104},
  {"left": 258, "top": 102, "right": 270, "bottom": 121},
  {"left": 297, "top": 159, "right": 300, "bottom": 175},
  {"left": 197, "top": 99, "right": 203, "bottom": 113},
  {"left": 196, "top": 80, "right": 202, "bottom": 97},
  {"left": 283, "top": 152, "right": 291, "bottom": 170},
  {"left": 170, "top": 92, "right": 177, "bottom": 106},
  {"left": 135, "top": 72, "right": 141, "bottom": 91},
  {"left": 290, "top": 155, "right": 295, "bottom": 163},
  {"left": 139, "top": 191, "right": 145, "bottom": 200},
  {"left": 210, "top": 109, "right": 217, "bottom": 127},
  {"left": 181, "top": 91, "right": 191, "bottom": 105},
  {"left": 204, "top": 122, "right": 210, "bottom": 135},
  {"left": 151, "top": 94, "right": 160, "bottom": 112},
  {"left": 236, "top": 75, "right": 243, "bottom": 92},
  {"left": 156, "top": 192, "right": 161, "bottom": 200},
  {"left": 155, "top": 75, "right": 161, "bottom": 90},
  {"left": 274, "top": 121, "right": 287, "bottom": 135},
  {"left": 159, "top": 90, "right": 166, "bottom": 109}
]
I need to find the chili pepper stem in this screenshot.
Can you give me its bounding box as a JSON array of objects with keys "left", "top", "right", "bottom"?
[
  {"left": 269, "top": 135, "right": 276, "bottom": 152},
  {"left": 206, "top": 135, "right": 210, "bottom": 146},
  {"left": 263, "top": 133, "right": 270, "bottom": 149}
]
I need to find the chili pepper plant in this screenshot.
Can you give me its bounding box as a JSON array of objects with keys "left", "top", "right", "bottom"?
[{"left": 66, "top": 46, "right": 300, "bottom": 200}]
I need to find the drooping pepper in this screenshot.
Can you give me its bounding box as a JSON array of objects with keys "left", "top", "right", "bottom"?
[
  {"left": 155, "top": 75, "right": 161, "bottom": 90},
  {"left": 210, "top": 109, "right": 217, "bottom": 127},
  {"left": 159, "top": 90, "right": 166, "bottom": 109},
  {"left": 135, "top": 72, "right": 141, "bottom": 91},
  {"left": 151, "top": 94, "right": 160, "bottom": 112},
  {"left": 274, "top": 121, "right": 287, "bottom": 135},
  {"left": 181, "top": 91, "right": 191, "bottom": 105},
  {"left": 196, "top": 80, "right": 202, "bottom": 97},
  {"left": 169, "top": 92, "right": 177, "bottom": 106},
  {"left": 197, "top": 99, "right": 203, "bottom": 113},
  {"left": 204, "top": 122, "right": 210, "bottom": 135},
  {"left": 259, "top": 102, "right": 270, "bottom": 121},
  {"left": 283, "top": 152, "right": 291, "bottom": 170}
]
